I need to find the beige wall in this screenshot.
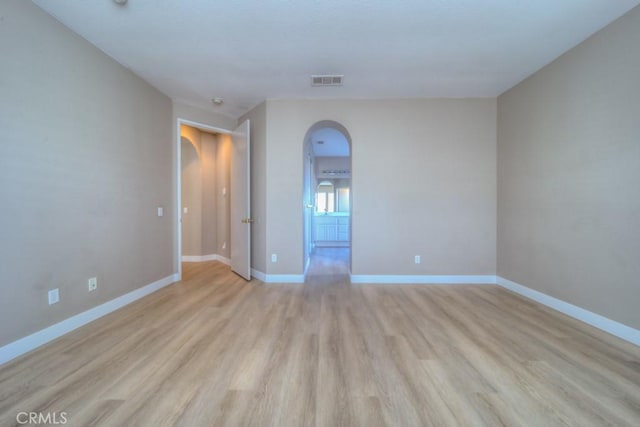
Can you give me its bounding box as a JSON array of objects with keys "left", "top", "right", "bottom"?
[
  {"left": 0, "top": 1, "right": 173, "bottom": 346},
  {"left": 239, "top": 102, "right": 268, "bottom": 273},
  {"left": 200, "top": 132, "right": 218, "bottom": 255},
  {"left": 265, "top": 99, "right": 497, "bottom": 275},
  {"left": 497, "top": 7, "right": 640, "bottom": 329}
]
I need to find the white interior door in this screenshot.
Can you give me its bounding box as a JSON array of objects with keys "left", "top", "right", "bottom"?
[{"left": 230, "top": 120, "right": 251, "bottom": 280}]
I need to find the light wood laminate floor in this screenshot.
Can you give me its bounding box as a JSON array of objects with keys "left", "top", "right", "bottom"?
[{"left": 1, "top": 255, "right": 639, "bottom": 426}]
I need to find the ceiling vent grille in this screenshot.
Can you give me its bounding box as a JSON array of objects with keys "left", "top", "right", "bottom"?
[{"left": 311, "top": 75, "right": 343, "bottom": 87}]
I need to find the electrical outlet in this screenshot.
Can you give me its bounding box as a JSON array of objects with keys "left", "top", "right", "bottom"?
[
  {"left": 414, "top": 255, "right": 421, "bottom": 264},
  {"left": 88, "top": 277, "right": 97, "bottom": 292},
  {"left": 48, "top": 288, "right": 59, "bottom": 305},
  {"left": 271, "top": 254, "right": 278, "bottom": 263}
]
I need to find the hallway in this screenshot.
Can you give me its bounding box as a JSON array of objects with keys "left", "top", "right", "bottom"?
[{"left": 305, "top": 247, "right": 350, "bottom": 277}]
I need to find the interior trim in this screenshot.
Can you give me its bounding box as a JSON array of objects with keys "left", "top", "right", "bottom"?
[
  {"left": 0, "top": 273, "right": 179, "bottom": 366},
  {"left": 496, "top": 276, "right": 640, "bottom": 346},
  {"left": 251, "top": 269, "right": 304, "bottom": 283},
  {"left": 182, "top": 254, "right": 231, "bottom": 265}
]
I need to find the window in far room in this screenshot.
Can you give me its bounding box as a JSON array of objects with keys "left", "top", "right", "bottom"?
[{"left": 316, "top": 181, "right": 335, "bottom": 213}]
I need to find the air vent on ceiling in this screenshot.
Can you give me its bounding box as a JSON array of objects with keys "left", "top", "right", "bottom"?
[{"left": 311, "top": 75, "right": 344, "bottom": 87}]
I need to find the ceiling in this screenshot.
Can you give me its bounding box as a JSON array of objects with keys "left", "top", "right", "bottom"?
[{"left": 33, "top": 0, "right": 640, "bottom": 119}]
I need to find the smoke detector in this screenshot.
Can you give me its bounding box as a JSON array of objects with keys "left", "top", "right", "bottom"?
[{"left": 311, "top": 75, "right": 343, "bottom": 87}]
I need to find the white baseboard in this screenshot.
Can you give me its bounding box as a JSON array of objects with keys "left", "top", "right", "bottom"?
[
  {"left": 0, "top": 273, "right": 179, "bottom": 366},
  {"left": 496, "top": 276, "right": 640, "bottom": 346},
  {"left": 350, "top": 274, "right": 496, "bottom": 284},
  {"left": 251, "top": 268, "right": 266, "bottom": 282},
  {"left": 216, "top": 255, "right": 231, "bottom": 266},
  {"left": 182, "top": 254, "right": 231, "bottom": 265},
  {"left": 265, "top": 274, "right": 305, "bottom": 283},
  {"left": 7, "top": 269, "right": 632, "bottom": 367},
  {"left": 182, "top": 254, "right": 216, "bottom": 262},
  {"left": 250, "top": 269, "right": 304, "bottom": 283}
]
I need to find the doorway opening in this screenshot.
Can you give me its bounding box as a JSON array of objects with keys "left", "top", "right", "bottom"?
[
  {"left": 176, "top": 119, "right": 252, "bottom": 282},
  {"left": 177, "top": 120, "right": 231, "bottom": 280},
  {"left": 302, "top": 121, "right": 352, "bottom": 277}
]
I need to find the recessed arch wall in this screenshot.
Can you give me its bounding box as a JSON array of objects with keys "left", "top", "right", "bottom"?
[{"left": 262, "top": 98, "right": 497, "bottom": 277}]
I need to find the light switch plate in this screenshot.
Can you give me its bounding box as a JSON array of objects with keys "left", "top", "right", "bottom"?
[
  {"left": 88, "top": 277, "right": 97, "bottom": 292},
  {"left": 48, "top": 288, "right": 59, "bottom": 305}
]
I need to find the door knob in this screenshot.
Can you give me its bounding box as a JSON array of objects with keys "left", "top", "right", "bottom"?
[{"left": 241, "top": 218, "right": 254, "bottom": 224}]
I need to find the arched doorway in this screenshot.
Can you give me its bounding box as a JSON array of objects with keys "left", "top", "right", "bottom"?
[{"left": 302, "top": 121, "right": 352, "bottom": 276}]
